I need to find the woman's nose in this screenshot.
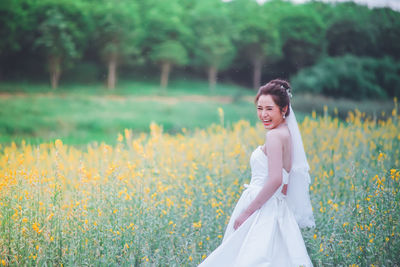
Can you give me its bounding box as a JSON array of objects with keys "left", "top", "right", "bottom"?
[{"left": 262, "top": 110, "right": 268, "bottom": 117}]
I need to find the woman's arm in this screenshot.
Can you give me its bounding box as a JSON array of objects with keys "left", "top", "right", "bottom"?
[{"left": 234, "top": 130, "right": 284, "bottom": 230}]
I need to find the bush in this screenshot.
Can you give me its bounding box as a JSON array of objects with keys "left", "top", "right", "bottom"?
[{"left": 291, "top": 55, "right": 400, "bottom": 99}]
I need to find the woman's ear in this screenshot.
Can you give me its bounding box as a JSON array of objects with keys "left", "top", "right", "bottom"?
[{"left": 282, "top": 105, "right": 288, "bottom": 115}]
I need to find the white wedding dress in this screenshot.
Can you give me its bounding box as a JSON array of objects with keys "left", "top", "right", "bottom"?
[{"left": 198, "top": 145, "right": 313, "bottom": 267}]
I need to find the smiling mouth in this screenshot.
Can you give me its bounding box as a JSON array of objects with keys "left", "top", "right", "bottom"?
[{"left": 263, "top": 120, "right": 272, "bottom": 126}]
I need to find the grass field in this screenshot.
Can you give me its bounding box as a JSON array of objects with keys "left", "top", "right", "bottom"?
[
  {"left": 0, "top": 93, "right": 257, "bottom": 144},
  {"left": 0, "top": 80, "right": 397, "bottom": 145},
  {"left": 0, "top": 101, "right": 399, "bottom": 266}
]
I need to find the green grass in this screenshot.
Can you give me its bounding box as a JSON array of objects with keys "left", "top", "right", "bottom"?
[
  {"left": 0, "top": 79, "right": 252, "bottom": 97},
  {"left": 0, "top": 79, "right": 255, "bottom": 145},
  {"left": 0, "top": 80, "right": 397, "bottom": 145},
  {"left": 0, "top": 94, "right": 258, "bottom": 145}
]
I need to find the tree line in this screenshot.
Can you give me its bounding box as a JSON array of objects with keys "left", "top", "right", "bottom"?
[{"left": 1, "top": 0, "right": 399, "bottom": 96}]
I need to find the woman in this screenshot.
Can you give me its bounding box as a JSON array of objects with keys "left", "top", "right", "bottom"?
[{"left": 199, "top": 79, "right": 315, "bottom": 267}]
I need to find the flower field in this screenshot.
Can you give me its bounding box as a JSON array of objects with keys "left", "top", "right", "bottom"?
[{"left": 0, "top": 104, "right": 399, "bottom": 266}]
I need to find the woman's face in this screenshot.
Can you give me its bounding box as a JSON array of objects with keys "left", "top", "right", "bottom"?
[{"left": 256, "top": 94, "right": 286, "bottom": 130}]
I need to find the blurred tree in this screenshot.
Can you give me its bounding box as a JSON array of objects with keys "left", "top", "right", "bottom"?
[
  {"left": 277, "top": 4, "right": 326, "bottom": 74},
  {"left": 235, "top": 0, "right": 282, "bottom": 89},
  {"left": 315, "top": 1, "right": 371, "bottom": 25},
  {"left": 140, "top": 0, "right": 190, "bottom": 90},
  {"left": 0, "top": 0, "right": 31, "bottom": 80},
  {"left": 303, "top": 1, "right": 336, "bottom": 24},
  {"left": 371, "top": 8, "right": 400, "bottom": 60},
  {"left": 92, "top": 0, "right": 141, "bottom": 90},
  {"left": 189, "top": 0, "right": 236, "bottom": 91},
  {"left": 151, "top": 41, "right": 188, "bottom": 90},
  {"left": 325, "top": 3, "right": 378, "bottom": 57},
  {"left": 271, "top": 1, "right": 326, "bottom": 73},
  {"left": 2, "top": 0, "right": 400, "bottom": 95},
  {"left": 291, "top": 55, "right": 400, "bottom": 99},
  {"left": 33, "top": 1, "right": 88, "bottom": 89},
  {"left": 326, "top": 20, "right": 377, "bottom": 57}
]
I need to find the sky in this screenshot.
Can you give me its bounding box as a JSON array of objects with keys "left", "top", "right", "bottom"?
[{"left": 256, "top": 0, "right": 400, "bottom": 11}]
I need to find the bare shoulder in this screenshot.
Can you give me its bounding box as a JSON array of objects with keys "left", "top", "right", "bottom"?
[
  {"left": 265, "top": 129, "right": 283, "bottom": 147},
  {"left": 266, "top": 127, "right": 288, "bottom": 140},
  {"left": 266, "top": 127, "right": 290, "bottom": 146}
]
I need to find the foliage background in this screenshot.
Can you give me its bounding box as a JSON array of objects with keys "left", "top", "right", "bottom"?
[{"left": 1, "top": 0, "right": 399, "bottom": 97}]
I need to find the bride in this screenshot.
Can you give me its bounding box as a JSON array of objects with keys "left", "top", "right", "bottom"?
[{"left": 199, "top": 79, "right": 315, "bottom": 267}]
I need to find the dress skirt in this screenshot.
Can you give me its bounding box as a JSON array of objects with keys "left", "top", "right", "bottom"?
[{"left": 198, "top": 185, "right": 313, "bottom": 267}]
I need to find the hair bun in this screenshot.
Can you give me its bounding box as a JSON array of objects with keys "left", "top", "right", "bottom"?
[
  {"left": 270, "top": 79, "right": 292, "bottom": 97},
  {"left": 270, "top": 79, "right": 290, "bottom": 90}
]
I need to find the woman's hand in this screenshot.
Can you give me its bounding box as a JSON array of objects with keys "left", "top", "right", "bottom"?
[{"left": 233, "top": 211, "right": 250, "bottom": 230}]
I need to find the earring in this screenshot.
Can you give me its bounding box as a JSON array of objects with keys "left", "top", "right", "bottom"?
[{"left": 283, "top": 114, "right": 286, "bottom": 119}]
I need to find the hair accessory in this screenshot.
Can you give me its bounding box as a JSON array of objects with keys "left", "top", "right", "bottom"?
[
  {"left": 280, "top": 85, "right": 293, "bottom": 98},
  {"left": 286, "top": 89, "right": 293, "bottom": 98}
]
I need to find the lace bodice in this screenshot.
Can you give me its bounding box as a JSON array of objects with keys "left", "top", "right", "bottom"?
[{"left": 248, "top": 146, "right": 289, "bottom": 189}]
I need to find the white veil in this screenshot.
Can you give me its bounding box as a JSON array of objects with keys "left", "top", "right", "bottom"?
[{"left": 286, "top": 105, "right": 316, "bottom": 228}]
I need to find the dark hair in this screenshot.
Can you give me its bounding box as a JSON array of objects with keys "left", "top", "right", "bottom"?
[{"left": 255, "top": 79, "right": 291, "bottom": 117}]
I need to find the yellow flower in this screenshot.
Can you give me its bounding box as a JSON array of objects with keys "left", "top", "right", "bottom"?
[
  {"left": 218, "top": 107, "right": 224, "bottom": 124},
  {"left": 32, "top": 222, "right": 42, "bottom": 234},
  {"left": 124, "top": 129, "right": 132, "bottom": 140},
  {"left": 55, "top": 139, "right": 63, "bottom": 149},
  {"left": 117, "top": 133, "right": 124, "bottom": 142},
  {"left": 192, "top": 220, "right": 202, "bottom": 229},
  {"left": 46, "top": 212, "right": 54, "bottom": 221}
]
